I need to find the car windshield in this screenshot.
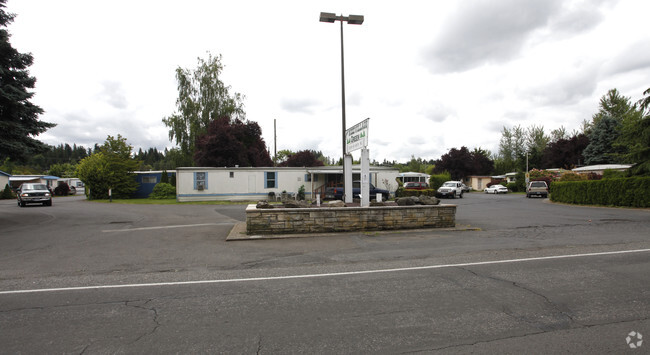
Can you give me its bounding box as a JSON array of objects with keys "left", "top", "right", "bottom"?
[
  {"left": 443, "top": 182, "right": 455, "bottom": 187},
  {"left": 23, "top": 184, "right": 48, "bottom": 190},
  {"left": 531, "top": 182, "right": 546, "bottom": 187}
]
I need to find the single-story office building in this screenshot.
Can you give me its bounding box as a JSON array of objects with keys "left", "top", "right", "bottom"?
[{"left": 176, "top": 166, "right": 401, "bottom": 202}]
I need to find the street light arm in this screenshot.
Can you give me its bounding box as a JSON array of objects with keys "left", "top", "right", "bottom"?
[
  {"left": 319, "top": 12, "right": 337, "bottom": 23},
  {"left": 319, "top": 12, "right": 364, "bottom": 25}
]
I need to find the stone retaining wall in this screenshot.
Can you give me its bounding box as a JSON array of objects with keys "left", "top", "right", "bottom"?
[{"left": 246, "top": 204, "right": 456, "bottom": 235}]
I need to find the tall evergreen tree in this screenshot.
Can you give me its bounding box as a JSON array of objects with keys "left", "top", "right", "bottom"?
[
  {"left": 0, "top": 1, "right": 55, "bottom": 162},
  {"left": 583, "top": 115, "right": 621, "bottom": 165}
]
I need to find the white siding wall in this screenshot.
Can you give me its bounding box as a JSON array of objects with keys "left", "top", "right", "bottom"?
[
  {"left": 0, "top": 175, "right": 9, "bottom": 190},
  {"left": 177, "top": 168, "right": 315, "bottom": 202},
  {"left": 176, "top": 167, "right": 401, "bottom": 202}
]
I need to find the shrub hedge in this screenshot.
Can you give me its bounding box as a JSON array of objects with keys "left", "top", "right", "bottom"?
[
  {"left": 149, "top": 182, "right": 176, "bottom": 199},
  {"left": 1, "top": 184, "right": 14, "bottom": 199},
  {"left": 396, "top": 189, "right": 438, "bottom": 198},
  {"left": 429, "top": 172, "right": 451, "bottom": 190},
  {"left": 550, "top": 177, "right": 650, "bottom": 207}
]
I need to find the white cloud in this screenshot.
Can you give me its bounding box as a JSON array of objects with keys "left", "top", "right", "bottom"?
[{"left": 6, "top": 0, "right": 650, "bottom": 164}]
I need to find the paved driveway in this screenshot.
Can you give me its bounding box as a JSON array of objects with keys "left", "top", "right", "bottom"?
[{"left": 0, "top": 193, "right": 648, "bottom": 353}]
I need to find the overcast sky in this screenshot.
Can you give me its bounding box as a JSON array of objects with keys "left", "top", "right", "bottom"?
[{"left": 6, "top": 0, "right": 650, "bottom": 163}]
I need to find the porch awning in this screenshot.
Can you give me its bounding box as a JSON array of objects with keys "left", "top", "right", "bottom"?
[
  {"left": 306, "top": 169, "right": 343, "bottom": 175},
  {"left": 8, "top": 176, "right": 40, "bottom": 182}
]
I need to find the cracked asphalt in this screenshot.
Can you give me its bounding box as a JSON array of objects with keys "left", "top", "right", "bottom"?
[{"left": 0, "top": 193, "right": 648, "bottom": 353}]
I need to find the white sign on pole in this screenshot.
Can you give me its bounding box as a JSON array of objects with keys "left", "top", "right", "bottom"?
[{"left": 345, "top": 118, "right": 369, "bottom": 154}]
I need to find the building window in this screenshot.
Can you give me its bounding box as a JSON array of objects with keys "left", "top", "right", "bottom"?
[
  {"left": 230, "top": 172, "right": 234, "bottom": 178},
  {"left": 305, "top": 174, "right": 319, "bottom": 182},
  {"left": 194, "top": 172, "right": 208, "bottom": 190},
  {"left": 265, "top": 172, "right": 277, "bottom": 188},
  {"left": 142, "top": 176, "right": 157, "bottom": 184}
]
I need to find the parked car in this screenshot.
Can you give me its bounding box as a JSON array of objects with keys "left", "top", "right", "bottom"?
[
  {"left": 17, "top": 183, "right": 52, "bottom": 207},
  {"left": 403, "top": 182, "right": 429, "bottom": 190},
  {"left": 526, "top": 181, "right": 548, "bottom": 198},
  {"left": 484, "top": 184, "right": 508, "bottom": 194},
  {"left": 437, "top": 181, "right": 464, "bottom": 198},
  {"left": 461, "top": 183, "right": 470, "bottom": 192}
]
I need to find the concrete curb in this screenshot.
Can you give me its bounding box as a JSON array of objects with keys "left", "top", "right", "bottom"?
[{"left": 226, "top": 222, "right": 481, "bottom": 241}]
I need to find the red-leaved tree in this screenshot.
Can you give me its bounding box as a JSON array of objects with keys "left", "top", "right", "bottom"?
[
  {"left": 193, "top": 116, "right": 273, "bottom": 167},
  {"left": 279, "top": 150, "right": 325, "bottom": 167}
]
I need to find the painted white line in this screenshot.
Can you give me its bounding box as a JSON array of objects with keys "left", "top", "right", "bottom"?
[
  {"left": 1, "top": 248, "right": 649, "bottom": 295},
  {"left": 102, "top": 223, "right": 230, "bottom": 233}
]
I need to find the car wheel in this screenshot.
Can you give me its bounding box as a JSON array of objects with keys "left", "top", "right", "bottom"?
[{"left": 459, "top": 192, "right": 463, "bottom": 198}]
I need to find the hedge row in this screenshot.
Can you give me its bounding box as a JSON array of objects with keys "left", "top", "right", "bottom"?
[
  {"left": 395, "top": 189, "right": 438, "bottom": 198},
  {"left": 550, "top": 177, "right": 650, "bottom": 207}
]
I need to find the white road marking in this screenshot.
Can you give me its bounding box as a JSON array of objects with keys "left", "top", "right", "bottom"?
[
  {"left": 1, "top": 248, "right": 649, "bottom": 295},
  {"left": 102, "top": 223, "right": 231, "bottom": 233}
]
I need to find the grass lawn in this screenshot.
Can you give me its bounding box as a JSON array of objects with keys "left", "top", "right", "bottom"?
[{"left": 88, "top": 198, "right": 256, "bottom": 205}]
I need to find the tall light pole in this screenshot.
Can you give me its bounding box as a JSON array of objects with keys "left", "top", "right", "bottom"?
[{"left": 320, "top": 12, "right": 364, "bottom": 200}]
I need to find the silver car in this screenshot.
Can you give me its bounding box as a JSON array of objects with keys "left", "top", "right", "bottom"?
[{"left": 17, "top": 183, "right": 53, "bottom": 207}]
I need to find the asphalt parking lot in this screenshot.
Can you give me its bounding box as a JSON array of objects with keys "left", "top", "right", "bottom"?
[{"left": 0, "top": 193, "right": 648, "bottom": 353}]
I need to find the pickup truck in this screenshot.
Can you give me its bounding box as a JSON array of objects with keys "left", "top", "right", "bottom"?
[
  {"left": 437, "top": 181, "right": 464, "bottom": 198},
  {"left": 325, "top": 181, "right": 390, "bottom": 201}
]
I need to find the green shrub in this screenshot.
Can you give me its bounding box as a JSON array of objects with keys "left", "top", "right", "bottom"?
[
  {"left": 395, "top": 189, "right": 438, "bottom": 198},
  {"left": 506, "top": 182, "right": 517, "bottom": 192},
  {"left": 298, "top": 185, "right": 305, "bottom": 200},
  {"left": 429, "top": 172, "right": 451, "bottom": 190},
  {"left": 149, "top": 183, "right": 176, "bottom": 199},
  {"left": 550, "top": 177, "right": 650, "bottom": 207},
  {"left": 513, "top": 172, "right": 525, "bottom": 192},
  {"left": 1, "top": 184, "right": 14, "bottom": 199},
  {"left": 54, "top": 182, "right": 70, "bottom": 196},
  {"left": 560, "top": 172, "right": 588, "bottom": 182},
  {"left": 602, "top": 169, "right": 627, "bottom": 179}
]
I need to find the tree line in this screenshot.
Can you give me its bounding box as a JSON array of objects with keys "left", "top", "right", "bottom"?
[{"left": 2, "top": 0, "right": 647, "bottom": 200}]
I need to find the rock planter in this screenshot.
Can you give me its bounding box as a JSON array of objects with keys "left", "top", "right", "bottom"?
[{"left": 246, "top": 200, "right": 456, "bottom": 235}]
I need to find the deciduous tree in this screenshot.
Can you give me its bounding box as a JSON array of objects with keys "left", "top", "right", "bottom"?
[
  {"left": 279, "top": 150, "right": 325, "bottom": 167},
  {"left": 434, "top": 146, "right": 493, "bottom": 180},
  {"left": 541, "top": 134, "right": 589, "bottom": 169},
  {"left": 193, "top": 116, "right": 273, "bottom": 167},
  {"left": 162, "top": 53, "right": 245, "bottom": 163},
  {"left": 76, "top": 135, "right": 140, "bottom": 199}
]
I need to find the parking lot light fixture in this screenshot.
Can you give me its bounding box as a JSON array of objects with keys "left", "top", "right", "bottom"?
[{"left": 319, "top": 12, "right": 364, "bottom": 197}]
